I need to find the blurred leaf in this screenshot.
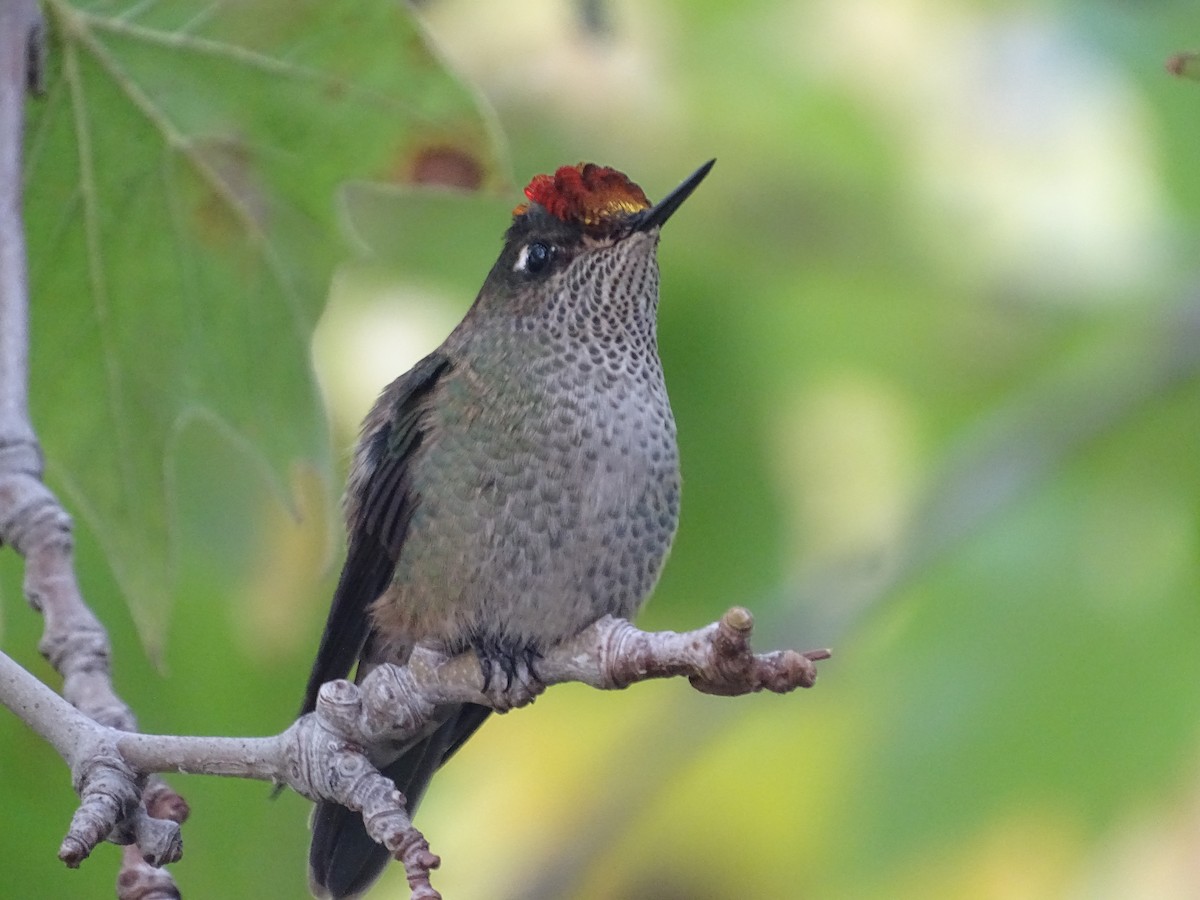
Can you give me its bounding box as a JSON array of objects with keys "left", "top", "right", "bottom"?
[
  {"left": 339, "top": 180, "right": 516, "bottom": 290},
  {"left": 23, "top": 0, "right": 502, "bottom": 652}
]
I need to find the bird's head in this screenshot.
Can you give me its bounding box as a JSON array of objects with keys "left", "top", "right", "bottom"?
[{"left": 472, "top": 160, "right": 714, "bottom": 324}]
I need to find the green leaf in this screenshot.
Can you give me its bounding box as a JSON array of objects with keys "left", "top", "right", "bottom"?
[{"left": 23, "top": 0, "right": 503, "bottom": 655}]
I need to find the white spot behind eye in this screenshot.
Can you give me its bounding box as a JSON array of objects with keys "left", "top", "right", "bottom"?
[{"left": 513, "top": 245, "right": 530, "bottom": 272}]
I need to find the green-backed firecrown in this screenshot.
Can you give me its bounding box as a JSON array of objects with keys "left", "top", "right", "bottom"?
[{"left": 302, "top": 160, "right": 714, "bottom": 899}]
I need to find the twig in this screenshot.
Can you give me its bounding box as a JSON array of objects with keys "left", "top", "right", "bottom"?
[
  {"left": 1, "top": 608, "right": 828, "bottom": 900},
  {"left": 0, "top": 4, "right": 185, "bottom": 897}
]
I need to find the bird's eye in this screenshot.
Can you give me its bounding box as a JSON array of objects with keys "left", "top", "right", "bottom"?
[{"left": 516, "top": 241, "right": 554, "bottom": 276}]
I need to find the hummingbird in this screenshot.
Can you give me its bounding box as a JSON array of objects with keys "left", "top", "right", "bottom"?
[{"left": 301, "top": 159, "right": 714, "bottom": 899}]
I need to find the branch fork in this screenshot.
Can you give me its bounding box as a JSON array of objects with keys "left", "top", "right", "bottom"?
[
  {"left": 2, "top": 607, "right": 828, "bottom": 899},
  {"left": 284, "top": 608, "right": 831, "bottom": 897}
]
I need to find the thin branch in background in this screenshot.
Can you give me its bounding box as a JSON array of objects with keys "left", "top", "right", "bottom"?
[
  {"left": 577, "top": 0, "right": 613, "bottom": 39},
  {"left": 0, "top": 4, "right": 185, "bottom": 898}
]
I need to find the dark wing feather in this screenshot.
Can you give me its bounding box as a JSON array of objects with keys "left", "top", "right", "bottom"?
[{"left": 300, "top": 352, "right": 451, "bottom": 716}]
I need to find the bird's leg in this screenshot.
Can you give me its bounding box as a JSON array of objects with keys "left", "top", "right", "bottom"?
[{"left": 471, "top": 636, "right": 546, "bottom": 712}]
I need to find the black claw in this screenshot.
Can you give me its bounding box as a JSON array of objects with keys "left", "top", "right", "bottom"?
[
  {"left": 472, "top": 635, "right": 541, "bottom": 699},
  {"left": 479, "top": 662, "right": 493, "bottom": 693},
  {"left": 523, "top": 646, "right": 544, "bottom": 685},
  {"left": 477, "top": 648, "right": 496, "bottom": 694}
]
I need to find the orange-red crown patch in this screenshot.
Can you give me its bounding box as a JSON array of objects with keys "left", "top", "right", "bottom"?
[{"left": 518, "top": 163, "right": 650, "bottom": 226}]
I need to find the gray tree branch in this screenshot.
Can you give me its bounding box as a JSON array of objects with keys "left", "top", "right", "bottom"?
[
  {"left": 0, "top": 4, "right": 184, "bottom": 897},
  {"left": 2, "top": 607, "right": 827, "bottom": 900}
]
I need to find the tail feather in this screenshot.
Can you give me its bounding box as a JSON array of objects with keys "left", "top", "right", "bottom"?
[
  {"left": 308, "top": 800, "right": 389, "bottom": 900},
  {"left": 307, "top": 704, "right": 491, "bottom": 899}
]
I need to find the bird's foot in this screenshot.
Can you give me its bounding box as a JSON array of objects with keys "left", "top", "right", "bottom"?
[{"left": 472, "top": 638, "right": 545, "bottom": 712}]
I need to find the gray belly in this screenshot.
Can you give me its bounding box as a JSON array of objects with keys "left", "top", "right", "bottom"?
[{"left": 372, "top": 377, "right": 679, "bottom": 652}]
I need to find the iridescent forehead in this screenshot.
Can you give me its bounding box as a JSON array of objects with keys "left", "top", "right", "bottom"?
[{"left": 514, "top": 163, "right": 650, "bottom": 228}]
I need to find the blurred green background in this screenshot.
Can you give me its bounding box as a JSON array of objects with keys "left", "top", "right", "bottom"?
[{"left": 3, "top": 0, "right": 1200, "bottom": 897}]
